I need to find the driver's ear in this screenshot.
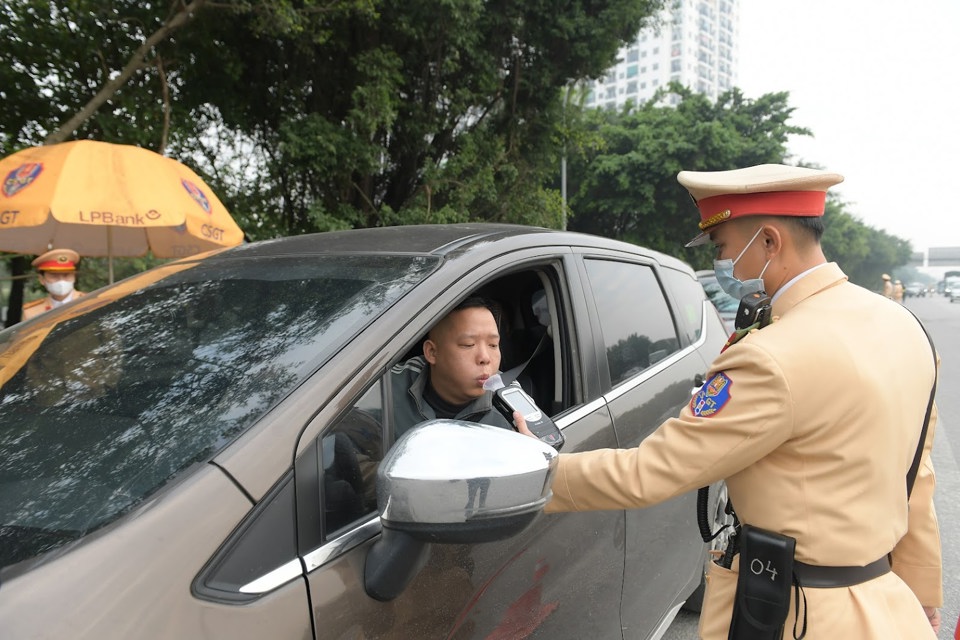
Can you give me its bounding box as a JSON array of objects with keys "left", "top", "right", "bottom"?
[{"left": 423, "top": 338, "right": 438, "bottom": 365}]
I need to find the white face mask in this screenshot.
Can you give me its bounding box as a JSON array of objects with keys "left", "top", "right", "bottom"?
[{"left": 44, "top": 279, "right": 75, "bottom": 298}]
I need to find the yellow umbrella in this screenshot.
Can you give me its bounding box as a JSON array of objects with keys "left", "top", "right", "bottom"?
[{"left": 0, "top": 140, "right": 244, "bottom": 281}]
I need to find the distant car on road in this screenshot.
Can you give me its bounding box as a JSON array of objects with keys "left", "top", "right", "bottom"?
[
  {"left": 696, "top": 270, "right": 737, "bottom": 333},
  {"left": 904, "top": 282, "right": 926, "bottom": 298},
  {"left": 945, "top": 278, "right": 960, "bottom": 300}
]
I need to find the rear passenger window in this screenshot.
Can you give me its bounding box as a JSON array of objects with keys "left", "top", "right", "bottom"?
[
  {"left": 659, "top": 266, "right": 706, "bottom": 346},
  {"left": 584, "top": 259, "right": 679, "bottom": 385}
]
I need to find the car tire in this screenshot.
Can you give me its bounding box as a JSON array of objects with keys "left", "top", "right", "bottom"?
[{"left": 683, "top": 482, "right": 735, "bottom": 613}]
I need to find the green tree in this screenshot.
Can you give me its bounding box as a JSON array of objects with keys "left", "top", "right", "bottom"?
[
  {"left": 562, "top": 85, "right": 916, "bottom": 278},
  {"left": 0, "top": 0, "right": 669, "bottom": 240},
  {"left": 565, "top": 85, "right": 809, "bottom": 264},
  {"left": 0, "top": 1, "right": 373, "bottom": 155},
  {"left": 820, "top": 196, "right": 913, "bottom": 288},
  {"left": 177, "top": 0, "right": 668, "bottom": 236}
]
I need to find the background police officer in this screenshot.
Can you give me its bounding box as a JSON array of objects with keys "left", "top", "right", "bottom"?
[{"left": 21, "top": 248, "right": 86, "bottom": 321}]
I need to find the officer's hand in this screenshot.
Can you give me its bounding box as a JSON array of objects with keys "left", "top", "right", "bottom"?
[
  {"left": 513, "top": 411, "right": 536, "bottom": 438},
  {"left": 923, "top": 607, "right": 940, "bottom": 633}
]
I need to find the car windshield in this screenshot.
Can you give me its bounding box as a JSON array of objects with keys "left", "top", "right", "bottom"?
[{"left": 0, "top": 254, "right": 438, "bottom": 569}]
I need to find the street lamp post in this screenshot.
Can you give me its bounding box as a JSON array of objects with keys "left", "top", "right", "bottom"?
[{"left": 560, "top": 82, "right": 572, "bottom": 231}]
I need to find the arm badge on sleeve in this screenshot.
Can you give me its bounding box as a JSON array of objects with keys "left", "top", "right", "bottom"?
[{"left": 690, "top": 372, "right": 733, "bottom": 417}]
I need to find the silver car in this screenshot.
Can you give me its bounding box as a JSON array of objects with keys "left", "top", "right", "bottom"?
[{"left": 0, "top": 224, "right": 729, "bottom": 639}]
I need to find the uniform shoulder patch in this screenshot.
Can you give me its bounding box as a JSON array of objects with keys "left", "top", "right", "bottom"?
[
  {"left": 22, "top": 299, "right": 45, "bottom": 309},
  {"left": 690, "top": 372, "right": 733, "bottom": 417}
]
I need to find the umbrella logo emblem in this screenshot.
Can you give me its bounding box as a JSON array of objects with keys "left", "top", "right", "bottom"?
[
  {"left": 181, "top": 179, "right": 211, "bottom": 213},
  {"left": 2, "top": 162, "right": 43, "bottom": 198}
]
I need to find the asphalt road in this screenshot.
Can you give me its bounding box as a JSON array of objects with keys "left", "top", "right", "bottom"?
[{"left": 661, "top": 294, "right": 960, "bottom": 639}]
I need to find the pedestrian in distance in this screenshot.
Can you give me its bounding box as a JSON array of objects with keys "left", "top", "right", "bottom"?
[
  {"left": 894, "top": 279, "right": 905, "bottom": 304},
  {"left": 517, "top": 164, "right": 941, "bottom": 639},
  {"left": 21, "top": 248, "right": 86, "bottom": 322}
]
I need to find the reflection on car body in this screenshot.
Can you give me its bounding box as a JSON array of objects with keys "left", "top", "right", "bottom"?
[
  {"left": 0, "top": 224, "right": 729, "bottom": 639},
  {"left": 696, "top": 269, "right": 737, "bottom": 333}
]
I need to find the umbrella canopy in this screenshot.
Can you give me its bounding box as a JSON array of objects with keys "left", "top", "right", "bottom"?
[{"left": 0, "top": 140, "right": 244, "bottom": 279}]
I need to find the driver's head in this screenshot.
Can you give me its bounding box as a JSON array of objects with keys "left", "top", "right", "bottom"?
[{"left": 423, "top": 297, "right": 501, "bottom": 406}]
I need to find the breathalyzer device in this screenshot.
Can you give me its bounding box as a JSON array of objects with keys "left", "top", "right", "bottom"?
[{"left": 492, "top": 385, "right": 565, "bottom": 450}]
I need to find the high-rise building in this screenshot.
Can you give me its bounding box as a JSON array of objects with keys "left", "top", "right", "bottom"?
[{"left": 584, "top": 0, "right": 739, "bottom": 110}]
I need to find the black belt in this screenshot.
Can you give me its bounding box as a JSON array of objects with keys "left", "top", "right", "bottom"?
[{"left": 793, "top": 557, "right": 890, "bottom": 588}]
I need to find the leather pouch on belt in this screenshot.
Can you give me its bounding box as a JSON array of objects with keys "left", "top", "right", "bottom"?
[{"left": 728, "top": 524, "right": 795, "bottom": 640}]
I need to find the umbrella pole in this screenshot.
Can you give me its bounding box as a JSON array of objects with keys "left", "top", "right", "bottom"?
[{"left": 108, "top": 226, "right": 114, "bottom": 284}]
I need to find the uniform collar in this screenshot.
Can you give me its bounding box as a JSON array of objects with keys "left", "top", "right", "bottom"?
[
  {"left": 770, "top": 262, "right": 848, "bottom": 319},
  {"left": 770, "top": 262, "right": 829, "bottom": 305},
  {"left": 49, "top": 291, "right": 75, "bottom": 308}
]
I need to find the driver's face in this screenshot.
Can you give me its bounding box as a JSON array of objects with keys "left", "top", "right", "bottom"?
[{"left": 424, "top": 306, "right": 501, "bottom": 406}]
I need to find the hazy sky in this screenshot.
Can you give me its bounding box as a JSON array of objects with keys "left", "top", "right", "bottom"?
[{"left": 736, "top": 0, "right": 959, "bottom": 253}]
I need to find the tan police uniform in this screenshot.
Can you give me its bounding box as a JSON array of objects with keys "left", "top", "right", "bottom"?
[
  {"left": 21, "top": 248, "right": 86, "bottom": 321},
  {"left": 882, "top": 273, "right": 893, "bottom": 299},
  {"left": 544, "top": 165, "right": 942, "bottom": 639}
]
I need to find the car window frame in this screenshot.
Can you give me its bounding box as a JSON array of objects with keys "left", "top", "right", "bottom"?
[{"left": 573, "top": 249, "right": 685, "bottom": 393}]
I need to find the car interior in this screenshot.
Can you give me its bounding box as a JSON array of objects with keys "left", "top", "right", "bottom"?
[
  {"left": 392, "top": 266, "right": 569, "bottom": 418},
  {"left": 319, "top": 265, "right": 575, "bottom": 540}
]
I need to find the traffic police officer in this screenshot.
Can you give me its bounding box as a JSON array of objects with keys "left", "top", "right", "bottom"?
[
  {"left": 22, "top": 248, "right": 86, "bottom": 321},
  {"left": 882, "top": 273, "right": 893, "bottom": 299},
  {"left": 520, "top": 164, "right": 942, "bottom": 638}
]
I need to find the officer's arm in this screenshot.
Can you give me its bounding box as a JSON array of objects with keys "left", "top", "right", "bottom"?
[
  {"left": 545, "top": 342, "right": 794, "bottom": 513},
  {"left": 890, "top": 400, "right": 943, "bottom": 610}
]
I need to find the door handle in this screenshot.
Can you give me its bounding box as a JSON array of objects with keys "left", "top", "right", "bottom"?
[{"left": 690, "top": 373, "right": 705, "bottom": 395}]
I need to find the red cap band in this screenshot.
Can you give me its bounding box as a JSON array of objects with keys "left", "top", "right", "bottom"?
[
  {"left": 36, "top": 261, "right": 76, "bottom": 272},
  {"left": 697, "top": 190, "right": 827, "bottom": 231}
]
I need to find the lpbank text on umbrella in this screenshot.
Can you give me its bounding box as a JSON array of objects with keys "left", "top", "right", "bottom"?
[{"left": 77, "top": 210, "right": 231, "bottom": 241}]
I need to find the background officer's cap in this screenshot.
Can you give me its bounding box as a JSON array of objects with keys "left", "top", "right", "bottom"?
[
  {"left": 882, "top": 273, "right": 891, "bottom": 280},
  {"left": 32, "top": 248, "right": 80, "bottom": 272},
  {"left": 678, "top": 164, "right": 844, "bottom": 247}
]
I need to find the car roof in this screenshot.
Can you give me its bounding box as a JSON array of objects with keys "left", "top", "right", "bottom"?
[{"left": 186, "top": 223, "right": 693, "bottom": 272}]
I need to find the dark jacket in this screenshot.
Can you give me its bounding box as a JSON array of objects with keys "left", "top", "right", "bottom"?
[{"left": 390, "top": 356, "right": 514, "bottom": 437}]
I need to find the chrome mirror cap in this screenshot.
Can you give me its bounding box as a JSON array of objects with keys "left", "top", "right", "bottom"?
[{"left": 377, "top": 420, "right": 558, "bottom": 526}]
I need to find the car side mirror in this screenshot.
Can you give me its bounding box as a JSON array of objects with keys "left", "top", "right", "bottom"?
[{"left": 363, "top": 420, "right": 558, "bottom": 601}]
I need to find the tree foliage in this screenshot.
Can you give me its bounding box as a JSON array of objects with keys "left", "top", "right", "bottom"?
[
  {"left": 0, "top": 0, "right": 914, "bottom": 292},
  {"left": 565, "top": 85, "right": 808, "bottom": 261},
  {"left": 1, "top": 0, "right": 666, "bottom": 241},
  {"left": 182, "top": 0, "right": 668, "bottom": 236},
  {"left": 821, "top": 198, "right": 912, "bottom": 288},
  {"left": 563, "top": 85, "right": 911, "bottom": 279}
]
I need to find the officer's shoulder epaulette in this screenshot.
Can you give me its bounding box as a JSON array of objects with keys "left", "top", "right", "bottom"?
[
  {"left": 22, "top": 298, "right": 45, "bottom": 310},
  {"left": 720, "top": 317, "right": 779, "bottom": 352}
]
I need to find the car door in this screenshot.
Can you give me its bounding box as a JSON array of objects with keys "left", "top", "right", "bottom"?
[
  {"left": 294, "top": 246, "right": 628, "bottom": 639},
  {"left": 576, "top": 251, "right": 711, "bottom": 637}
]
